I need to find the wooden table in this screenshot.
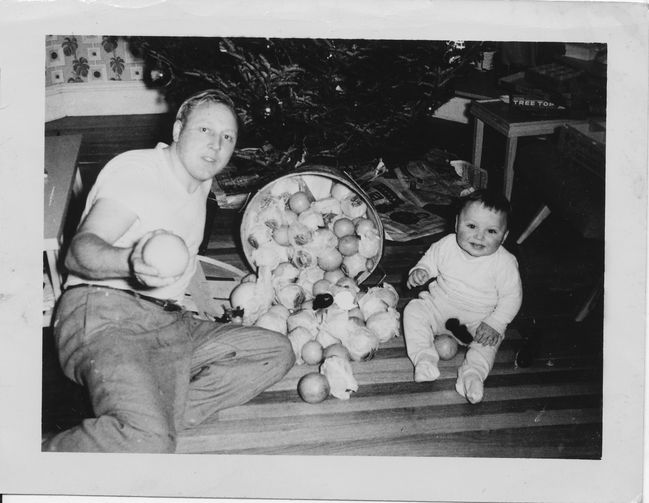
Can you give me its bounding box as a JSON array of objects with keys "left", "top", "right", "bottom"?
[
  {"left": 470, "top": 99, "right": 586, "bottom": 200},
  {"left": 43, "top": 134, "right": 83, "bottom": 302}
]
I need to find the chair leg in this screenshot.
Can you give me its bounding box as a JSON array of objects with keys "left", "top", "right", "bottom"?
[
  {"left": 199, "top": 192, "right": 219, "bottom": 254},
  {"left": 516, "top": 205, "right": 551, "bottom": 245},
  {"left": 575, "top": 274, "right": 604, "bottom": 323}
]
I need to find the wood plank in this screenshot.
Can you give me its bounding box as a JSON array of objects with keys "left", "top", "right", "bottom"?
[
  {"left": 223, "top": 423, "right": 602, "bottom": 458},
  {"left": 218, "top": 380, "right": 601, "bottom": 421},
  {"left": 177, "top": 398, "right": 601, "bottom": 454},
  {"left": 264, "top": 348, "right": 600, "bottom": 392},
  {"left": 219, "top": 367, "right": 601, "bottom": 421},
  {"left": 179, "top": 368, "right": 602, "bottom": 454}
]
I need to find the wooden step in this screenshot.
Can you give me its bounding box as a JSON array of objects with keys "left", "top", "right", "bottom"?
[{"left": 177, "top": 391, "right": 601, "bottom": 455}]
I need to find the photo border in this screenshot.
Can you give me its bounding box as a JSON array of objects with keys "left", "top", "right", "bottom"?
[{"left": 0, "top": 1, "right": 646, "bottom": 502}]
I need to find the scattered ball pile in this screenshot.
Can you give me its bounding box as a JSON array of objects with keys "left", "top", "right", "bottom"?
[{"left": 230, "top": 173, "right": 403, "bottom": 402}]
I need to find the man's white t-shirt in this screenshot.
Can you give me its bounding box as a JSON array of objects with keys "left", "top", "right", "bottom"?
[{"left": 66, "top": 143, "right": 211, "bottom": 302}]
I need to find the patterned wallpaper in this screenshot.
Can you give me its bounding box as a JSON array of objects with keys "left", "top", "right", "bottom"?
[{"left": 45, "top": 35, "right": 145, "bottom": 86}]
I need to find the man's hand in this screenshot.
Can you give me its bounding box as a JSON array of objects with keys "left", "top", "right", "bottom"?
[
  {"left": 407, "top": 268, "right": 429, "bottom": 289},
  {"left": 130, "top": 230, "right": 186, "bottom": 288},
  {"left": 474, "top": 322, "right": 501, "bottom": 346}
]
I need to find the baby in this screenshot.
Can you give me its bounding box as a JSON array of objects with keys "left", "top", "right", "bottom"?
[{"left": 403, "top": 189, "right": 523, "bottom": 403}]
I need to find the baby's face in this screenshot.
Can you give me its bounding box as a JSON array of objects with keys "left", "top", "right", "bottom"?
[{"left": 455, "top": 201, "right": 508, "bottom": 258}]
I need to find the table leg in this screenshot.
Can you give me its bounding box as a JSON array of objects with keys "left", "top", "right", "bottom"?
[
  {"left": 45, "top": 249, "right": 62, "bottom": 300},
  {"left": 72, "top": 168, "right": 83, "bottom": 197},
  {"left": 472, "top": 118, "right": 485, "bottom": 169},
  {"left": 503, "top": 136, "right": 518, "bottom": 200},
  {"left": 516, "top": 205, "right": 551, "bottom": 245}
]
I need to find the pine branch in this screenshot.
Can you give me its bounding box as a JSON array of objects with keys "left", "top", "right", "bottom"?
[{"left": 129, "top": 36, "right": 482, "bottom": 168}]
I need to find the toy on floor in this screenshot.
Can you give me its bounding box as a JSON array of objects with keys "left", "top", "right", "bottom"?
[
  {"left": 444, "top": 318, "right": 473, "bottom": 345},
  {"left": 312, "top": 293, "right": 334, "bottom": 309}
]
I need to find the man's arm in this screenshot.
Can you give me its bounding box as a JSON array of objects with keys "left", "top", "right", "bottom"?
[
  {"left": 65, "top": 198, "right": 179, "bottom": 287},
  {"left": 65, "top": 198, "right": 137, "bottom": 280}
]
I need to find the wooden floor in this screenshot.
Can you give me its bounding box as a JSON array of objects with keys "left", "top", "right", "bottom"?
[{"left": 43, "top": 114, "right": 604, "bottom": 458}]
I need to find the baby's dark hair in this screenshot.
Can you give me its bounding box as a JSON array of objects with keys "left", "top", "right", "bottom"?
[{"left": 458, "top": 189, "right": 512, "bottom": 226}]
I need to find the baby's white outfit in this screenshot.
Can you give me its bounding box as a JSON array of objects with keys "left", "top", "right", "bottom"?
[{"left": 403, "top": 234, "right": 523, "bottom": 402}]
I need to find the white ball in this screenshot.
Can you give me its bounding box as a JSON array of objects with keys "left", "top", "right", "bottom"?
[
  {"left": 434, "top": 334, "right": 459, "bottom": 360},
  {"left": 142, "top": 232, "right": 190, "bottom": 277}
]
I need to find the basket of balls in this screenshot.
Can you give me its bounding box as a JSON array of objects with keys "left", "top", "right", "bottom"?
[
  {"left": 231, "top": 166, "right": 401, "bottom": 403},
  {"left": 240, "top": 165, "right": 384, "bottom": 285}
]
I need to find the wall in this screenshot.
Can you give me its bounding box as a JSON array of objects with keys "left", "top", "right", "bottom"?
[
  {"left": 43, "top": 35, "right": 470, "bottom": 123},
  {"left": 45, "top": 35, "right": 145, "bottom": 86},
  {"left": 45, "top": 35, "right": 168, "bottom": 121}
]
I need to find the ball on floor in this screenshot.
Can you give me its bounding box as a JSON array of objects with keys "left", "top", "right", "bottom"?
[
  {"left": 297, "top": 372, "right": 330, "bottom": 404},
  {"left": 434, "top": 334, "right": 459, "bottom": 360}
]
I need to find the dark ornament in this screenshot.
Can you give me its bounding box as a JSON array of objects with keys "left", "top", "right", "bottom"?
[
  {"left": 444, "top": 318, "right": 474, "bottom": 345},
  {"left": 255, "top": 95, "right": 280, "bottom": 121},
  {"left": 148, "top": 62, "right": 174, "bottom": 87},
  {"left": 312, "top": 293, "right": 334, "bottom": 310}
]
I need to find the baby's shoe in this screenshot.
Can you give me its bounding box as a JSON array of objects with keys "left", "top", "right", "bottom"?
[
  {"left": 414, "top": 359, "right": 440, "bottom": 382},
  {"left": 455, "top": 372, "right": 484, "bottom": 404}
]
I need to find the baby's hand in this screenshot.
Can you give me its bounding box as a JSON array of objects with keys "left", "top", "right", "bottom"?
[
  {"left": 407, "top": 268, "right": 429, "bottom": 289},
  {"left": 474, "top": 322, "right": 501, "bottom": 346},
  {"left": 130, "top": 230, "right": 185, "bottom": 288}
]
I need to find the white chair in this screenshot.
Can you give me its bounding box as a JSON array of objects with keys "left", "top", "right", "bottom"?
[{"left": 184, "top": 255, "right": 248, "bottom": 320}]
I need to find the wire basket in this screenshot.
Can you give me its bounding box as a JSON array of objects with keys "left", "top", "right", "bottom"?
[{"left": 240, "top": 165, "right": 385, "bottom": 284}]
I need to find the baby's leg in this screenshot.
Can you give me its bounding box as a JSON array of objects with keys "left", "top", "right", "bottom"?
[
  {"left": 403, "top": 293, "right": 448, "bottom": 382},
  {"left": 456, "top": 335, "right": 502, "bottom": 404}
]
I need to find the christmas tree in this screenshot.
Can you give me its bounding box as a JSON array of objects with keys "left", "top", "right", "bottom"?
[{"left": 128, "top": 36, "right": 483, "bottom": 176}]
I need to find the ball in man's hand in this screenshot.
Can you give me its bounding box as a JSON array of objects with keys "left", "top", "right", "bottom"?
[{"left": 142, "top": 231, "right": 190, "bottom": 277}]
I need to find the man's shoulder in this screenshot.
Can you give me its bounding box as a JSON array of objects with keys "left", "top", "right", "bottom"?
[
  {"left": 99, "top": 145, "right": 166, "bottom": 180},
  {"left": 107, "top": 145, "right": 163, "bottom": 167}
]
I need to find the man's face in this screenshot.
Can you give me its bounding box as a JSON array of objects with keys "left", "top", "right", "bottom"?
[
  {"left": 173, "top": 101, "right": 238, "bottom": 184},
  {"left": 455, "top": 201, "right": 508, "bottom": 257}
]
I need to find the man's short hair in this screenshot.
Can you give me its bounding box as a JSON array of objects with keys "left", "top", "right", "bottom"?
[
  {"left": 458, "top": 189, "right": 512, "bottom": 226},
  {"left": 175, "top": 89, "right": 238, "bottom": 127}
]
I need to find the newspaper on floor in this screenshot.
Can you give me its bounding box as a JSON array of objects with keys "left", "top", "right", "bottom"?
[{"left": 351, "top": 154, "right": 487, "bottom": 241}]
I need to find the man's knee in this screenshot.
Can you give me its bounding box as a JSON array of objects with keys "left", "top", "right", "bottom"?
[
  {"left": 42, "top": 418, "right": 177, "bottom": 453},
  {"left": 114, "top": 412, "right": 177, "bottom": 452},
  {"left": 265, "top": 330, "right": 296, "bottom": 370},
  {"left": 248, "top": 328, "right": 295, "bottom": 376}
]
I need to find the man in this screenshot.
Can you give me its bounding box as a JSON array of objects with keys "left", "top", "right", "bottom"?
[{"left": 43, "top": 90, "right": 295, "bottom": 452}]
